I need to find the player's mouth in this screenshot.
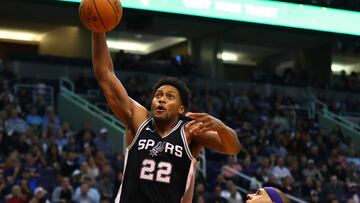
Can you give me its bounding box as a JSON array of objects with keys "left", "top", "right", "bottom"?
[{"left": 155, "top": 105, "right": 166, "bottom": 113}]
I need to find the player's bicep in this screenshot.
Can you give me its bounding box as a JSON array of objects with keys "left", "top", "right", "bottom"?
[{"left": 120, "top": 100, "right": 149, "bottom": 147}]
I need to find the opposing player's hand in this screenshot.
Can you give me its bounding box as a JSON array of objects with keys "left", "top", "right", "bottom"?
[{"left": 185, "top": 112, "right": 224, "bottom": 135}]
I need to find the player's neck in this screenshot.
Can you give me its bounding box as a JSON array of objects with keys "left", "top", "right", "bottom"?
[{"left": 153, "top": 117, "right": 179, "bottom": 137}]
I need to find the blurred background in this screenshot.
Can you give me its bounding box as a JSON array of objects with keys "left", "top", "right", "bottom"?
[{"left": 0, "top": 0, "right": 359, "bottom": 202}]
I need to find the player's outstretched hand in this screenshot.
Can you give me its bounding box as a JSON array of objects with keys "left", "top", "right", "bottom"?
[{"left": 185, "top": 112, "right": 224, "bottom": 135}]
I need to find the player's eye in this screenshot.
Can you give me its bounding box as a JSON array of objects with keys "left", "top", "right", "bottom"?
[
  {"left": 167, "top": 94, "right": 174, "bottom": 100},
  {"left": 155, "top": 93, "right": 162, "bottom": 99}
]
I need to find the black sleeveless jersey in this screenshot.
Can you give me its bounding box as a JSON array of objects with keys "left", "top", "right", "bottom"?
[{"left": 115, "top": 118, "right": 198, "bottom": 203}]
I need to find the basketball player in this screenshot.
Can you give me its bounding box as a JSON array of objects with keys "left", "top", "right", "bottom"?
[
  {"left": 92, "top": 33, "right": 241, "bottom": 203},
  {"left": 246, "top": 187, "right": 290, "bottom": 203}
]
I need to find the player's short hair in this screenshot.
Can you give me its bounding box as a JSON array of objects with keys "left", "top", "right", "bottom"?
[{"left": 152, "top": 76, "right": 191, "bottom": 111}]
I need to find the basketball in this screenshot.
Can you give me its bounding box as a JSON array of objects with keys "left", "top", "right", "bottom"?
[{"left": 79, "top": 0, "right": 123, "bottom": 33}]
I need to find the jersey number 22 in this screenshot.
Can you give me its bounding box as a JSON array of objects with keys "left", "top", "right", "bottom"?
[{"left": 140, "top": 159, "right": 172, "bottom": 183}]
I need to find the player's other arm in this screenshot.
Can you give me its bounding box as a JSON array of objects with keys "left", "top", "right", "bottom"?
[
  {"left": 185, "top": 112, "right": 241, "bottom": 155},
  {"left": 92, "top": 33, "right": 148, "bottom": 132}
]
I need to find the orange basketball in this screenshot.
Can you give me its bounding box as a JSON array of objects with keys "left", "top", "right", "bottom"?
[{"left": 79, "top": 0, "right": 123, "bottom": 33}]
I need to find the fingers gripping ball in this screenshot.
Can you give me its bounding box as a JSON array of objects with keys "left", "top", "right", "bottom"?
[{"left": 79, "top": 0, "right": 123, "bottom": 33}]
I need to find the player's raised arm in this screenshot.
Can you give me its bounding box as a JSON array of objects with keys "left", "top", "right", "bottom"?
[
  {"left": 185, "top": 112, "right": 241, "bottom": 155},
  {"left": 92, "top": 33, "right": 148, "bottom": 131}
]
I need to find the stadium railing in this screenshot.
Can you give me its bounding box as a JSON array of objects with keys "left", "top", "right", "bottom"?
[
  {"left": 313, "top": 99, "right": 360, "bottom": 152},
  {"left": 59, "top": 77, "right": 126, "bottom": 153}
]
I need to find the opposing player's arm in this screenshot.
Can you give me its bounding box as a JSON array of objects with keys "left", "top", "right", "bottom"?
[
  {"left": 185, "top": 112, "right": 241, "bottom": 155},
  {"left": 92, "top": 33, "right": 148, "bottom": 132}
]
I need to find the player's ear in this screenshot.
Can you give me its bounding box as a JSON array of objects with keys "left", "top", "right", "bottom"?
[{"left": 178, "top": 105, "right": 185, "bottom": 114}]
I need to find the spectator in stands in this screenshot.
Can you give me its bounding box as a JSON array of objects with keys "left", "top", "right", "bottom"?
[
  {"left": 79, "top": 131, "right": 95, "bottom": 154},
  {"left": 17, "top": 169, "right": 36, "bottom": 196},
  {"left": 87, "top": 157, "right": 100, "bottom": 179},
  {"left": 226, "top": 185, "right": 243, "bottom": 203},
  {"left": 96, "top": 172, "right": 114, "bottom": 201},
  {"left": 63, "top": 136, "right": 79, "bottom": 154},
  {"left": 93, "top": 151, "right": 107, "bottom": 172},
  {"left": 94, "top": 128, "right": 112, "bottom": 157},
  {"left": 193, "top": 195, "right": 206, "bottom": 203},
  {"left": 345, "top": 183, "right": 359, "bottom": 203},
  {"left": 71, "top": 170, "right": 82, "bottom": 189},
  {"left": 77, "top": 146, "right": 92, "bottom": 166},
  {"left": 301, "top": 176, "right": 315, "bottom": 200},
  {"left": 76, "top": 120, "right": 96, "bottom": 144},
  {"left": 45, "top": 144, "right": 61, "bottom": 171},
  {"left": 112, "top": 153, "right": 124, "bottom": 172},
  {"left": 25, "top": 107, "right": 43, "bottom": 127},
  {"left": 72, "top": 177, "right": 100, "bottom": 203},
  {"left": 4, "top": 109, "right": 29, "bottom": 135},
  {"left": 78, "top": 161, "right": 92, "bottom": 180},
  {"left": 302, "top": 159, "right": 321, "bottom": 180},
  {"left": 6, "top": 185, "right": 27, "bottom": 203},
  {"left": 61, "top": 122, "right": 74, "bottom": 138},
  {"left": 60, "top": 148, "right": 78, "bottom": 177},
  {"left": 51, "top": 177, "right": 73, "bottom": 203},
  {"left": 42, "top": 106, "right": 60, "bottom": 131},
  {"left": 208, "top": 185, "right": 228, "bottom": 203},
  {"left": 193, "top": 182, "right": 207, "bottom": 203},
  {"left": 281, "top": 176, "right": 296, "bottom": 195},
  {"left": 246, "top": 187, "right": 289, "bottom": 203},
  {"left": 323, "top": 175, "right": 345, "bottom": 202},
  {"left": 220, "top": 180, "right": 243, "bottom": 203},
  {"left": 346, "top": 163, "right": 360, "bottom": 185},
  {"left": 241, "top": 156, "right": 256, "bottom": 177},
  {"left": 54, "top": 129, "right": 68, "bottom": 154},
  {"left": 314, "top": 179, "right": 325, "bottom": 202},
  {"left": 29, "top": 186, "right": 50, "bottom": 203},
  {"left": 288, "top": 158, "right": 302, "bottom": 182},
  {"left": 22, "top": 152, "right": 42, "bottom": 178},
  {"left": 273, "top": 111, "right": 290, "bottom": 131},
  {"left": 271, "top": 157, "right": 292, "bottom": 183}
]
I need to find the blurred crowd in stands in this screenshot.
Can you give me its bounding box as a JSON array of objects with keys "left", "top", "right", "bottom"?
[
  {"left": 114, "top": 49, "right": 360, "bottom": 94},
  {"left": 0, "top": 59, "right": 359, "bottom": 203},
  {"left": 113, "top": 50, "right": 197, "bottom": 77},
  {"left": 0, "top": 65, "right": 123, "bottom": 203},
  {"left": 253, "top": 67, "right": 360, "bottom": 93}
]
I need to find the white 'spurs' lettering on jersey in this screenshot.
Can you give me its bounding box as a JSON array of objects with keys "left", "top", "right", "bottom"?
[{"left": 138, "top": 139, "right": 183, "bottom": 158}]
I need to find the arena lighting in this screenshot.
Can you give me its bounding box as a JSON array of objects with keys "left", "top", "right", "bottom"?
[
  {"left": 107, "top": 40, "right": 149, "bottom": 53},
  {"left": 0, "top": 29, "right": 43, "bottom": 42},
  {"left": 331, "top": 63, "right": 359, "bottom": 74},
  {"left": 57, "top": 0, "right": 360, "bottom": 36},
  {"left": 107, "top": 36, "right": 186, "bottom": 54},
  {"left": 218, "top": 52, "right": 238, "bottom": 62}
]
